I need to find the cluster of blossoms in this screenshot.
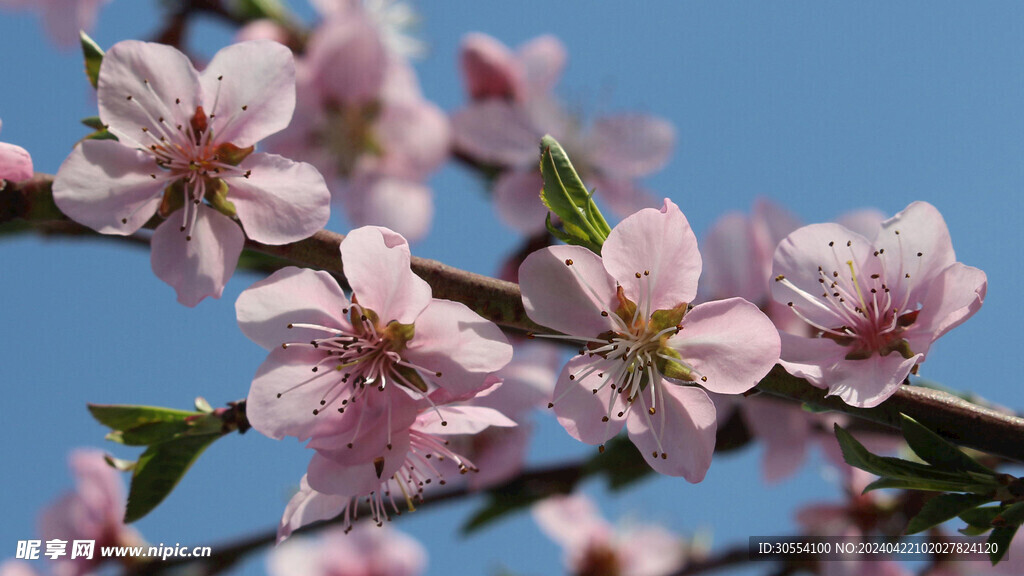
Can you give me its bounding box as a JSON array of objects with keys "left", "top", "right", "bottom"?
[
  {"left": 235, "top": 225, "right": 515, "bottom": 536},
  {"left": 452, "top": 33, "right": 676, "bottom": 234},
  {"left": 254, "top": 0, "right": 448, "bottom": 242},
  {"left": 268, "top": 523, "right": 426, "bottom": 576},
  {"left": 52, "top": 40, "right": 332, "bottom": 306}
]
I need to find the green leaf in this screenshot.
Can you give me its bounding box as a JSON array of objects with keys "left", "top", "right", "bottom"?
[
  {"left": 80, "top": 31, "right": 104, "bottom": 89},
  {"left": 583, "top": 435, "right": 651, "bottom": 490},
  {"left": 994, "top": 501, "right": 1024, "bottom": 527},
  {"left": 900, "top": 414, "right": 995, "bottom": 475},
  {"left": 988, "top": 525, "right": 1018, "bottom": 564},
  {"left": 960, "top": 505, "right": 1003, "bottom": 529},
  {"left": 115, "top": 421, "right": 193, "bottom": 446},
  {"left": 539, "top": 135, "right": 610, "bottom": 252},
  {"left": 81, "top": 116, "right": 105, "bottom": 130},
  {"left": 124, "top": 433, "right": 221, "bottom": 523},
  {"left": 462, "top": 466, "right": 583, "bottom": 534},
  {"left": 865, "top": 477, "right": 995, "bottom": 495},
  {"left": 906, "top": 493, "right": 993, "bottom": 534},
  {"left": 88, "top": 404, "right": 196, "bottom": 432},
  {"left": 834, "top": 424, "right": 991, "bottom": 489}
]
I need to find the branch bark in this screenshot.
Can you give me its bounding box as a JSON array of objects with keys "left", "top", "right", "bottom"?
[{"left": 3, "top": 176, "right": 1024, "bottom": 463}]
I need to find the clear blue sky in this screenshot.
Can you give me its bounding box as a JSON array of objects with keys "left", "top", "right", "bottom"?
[{"left": 2, "top": 2, "right": 1023, "bottom": 575}]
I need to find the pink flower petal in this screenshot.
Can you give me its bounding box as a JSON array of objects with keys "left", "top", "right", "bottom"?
[
  {"left": 415, "top": 405, "right": 517, "bottom": 435},
  {"left": 667, "top": 298, "right": 780, "bottom": 395},
  {"left": 460, "top": 32, "right": 523, "bottom": 100},
  {"left": 908, "top": 262, "right": 987, "bottom": 356},
  {"left": 306, "top": 444, "right": 407, "bottom": 496},
  {"left": 450, "top": 100, "right": 540, "bottom": 167},
  {"left": 339, "top": 226, "right": 432, "bottom": 323},
  {"left": 825, "top": 352, "right": 921, "bottom": 408},
  {"left": 0, "top": 142, "right": 33, "bottom": 182},
  {"left": 236, "top": 267, "right": 352, "bottom": 351},
  {"left": 307, "top": 392, "right": 418, "bottom": 463},
  {"left": 228, "top": 153, "right": 330, "bottom": 245},
  {"left": 200, "top": 40, "right": 297, "bottom": 148},
  {"left": 403, "top": 299, "right": 513, "bottom": 398},
  {"left": 277, "top": 475, "right": 349, "bottom": 542},
  {"left": 150, "top": 206, "right": 245, "bottom": 307},
  {"left": 771, "top": 222, "right": 875, "bottom": 330},
  {"left": 40, "top": 0, "right": 106, "bottom": 48},
  {"left": 835, "top": 207, "right": 885, "bottom": 240},
  {"left": 777, "top": 331, "right": 846, "bottom": 385},
  {"left": 700, "top": 212, "right": 767, "bottom": 303},
  {"left": 602, "top": 198, "right": 701, "bottom": 310},
  {"left": 305, "top": 16, "right": 386, "bottom": 105},
  {"left": 626, "top": 384, "right": 716, "bottom": 481},
  {"left": 342, "top": 176, "right": 434, "bottom": 243},
  {"left": 97, "top": 40, "right": 201, "bottom": 148},
  {"left": 533, "top": 494, "right": 610, "bottom": 552},
  {"left": 518, "top": 35, "right": 566, "bottom": 99},
  {"left": 246, "top": 346, "right": 347, "bottom": 441},
  {"left": 873, "top": 201, "right": 956, "bottom": 302},
  {"left": 742, "top": 398, "right": 811, "bottom": 483},
  {"left": 551, "top": 356, "right": 628, "bottom": 446},
  {"left": 492, "top": 169, "right": 546, "bottom": 234},
  {"left": 588, "top": 114, "right": 675, "bottom": 179},
  {"left": 519, "top": 245, "right": 618, "bottom": 337},
  {"left": 52, "top": 140, "right": 166, "bottom": 235},
  {"left": 375, "top": 99, "right": 450, "bottom": 179}
]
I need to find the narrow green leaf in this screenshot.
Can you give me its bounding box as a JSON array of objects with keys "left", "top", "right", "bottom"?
[
  {"left": 960, "top": 524, "right": 991, "bottom": 536},
  {"left": 88, "top": 404, "right": 197, "bottom": 432},
  {"left": 906, "top": 493, "right": 993, "bottom": 534},
  {"left": 960, "top": 505, "right": 1003, "bottom": 529},
  {"left": 79, "top": 31, "right": 104, "bottom": 89},
  {"left": 900, "top": 414, "right": 995, "bottom": 475},
  {"left": 995, "top": 501, "right": 1024, "bottom": 527},
  {"left": 865, "top": 477, "right": 994, "bottom": 494},
  {"left": 117, "top": 420, "right": 193, "bottom": 446},
  {"left": 988, "top": 525, "right": 1017, "bottom": 564},
  {"left": 124, "top": 433, "right": 221, "bottom": 523}
]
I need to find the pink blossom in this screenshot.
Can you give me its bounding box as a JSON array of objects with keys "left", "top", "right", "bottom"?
[
  {"left": 236, "top": 225, "right": 512, "bottom": 446},
  {"left": 0, "top": 119, "right": 33, "bottom": 183},
  {"left": 0, "top": 561, "right": 42, "bottom": 576},
  {"left": 459, "top": 32, "right": 566, "bottom": 102},
  {"left": 277, "top": 398, "right": 515, "bottom": 540},
  {"left": 0, "top": 0, "right": 108, "bottom": 48},
  {"left": 268, "top": 523, "right": 426, "bottom": 576},
  {"left": 52, "top": 40, "right": 331, "bottom": 307},
  {"left": 771, "top": 201, "right": 987, "bottom": 407},
  {"left": 266, "top": 10, "right": 447, "bottom": 242},
  {"left": 533, "top": 494, "right": 687, "bottom": 576},
  {"left": 38, "top": 449, "right": 143, "bottom": 576},
  {"left": 519, "top": 199, "right": 780, "bottom": 480},
  {"left": 452, "top": 35, "right": 674, "bottom": 234}
]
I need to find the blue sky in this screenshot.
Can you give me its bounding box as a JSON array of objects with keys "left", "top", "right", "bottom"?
[{"left": 1, "top": 2, "right": 1023, "bottom": 575}]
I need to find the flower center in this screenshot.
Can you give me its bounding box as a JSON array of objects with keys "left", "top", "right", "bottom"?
[{"left": 318, "top": 100, "right": 382, "bottom": 178}]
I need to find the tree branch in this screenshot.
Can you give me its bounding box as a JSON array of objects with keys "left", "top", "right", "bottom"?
[{"left": 3, "top": 176, "right": 1024, "bottom": 464}]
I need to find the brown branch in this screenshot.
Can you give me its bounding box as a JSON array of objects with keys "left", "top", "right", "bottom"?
[{"left": 3, "top": 176, "right": 1024, "bottom": 464}]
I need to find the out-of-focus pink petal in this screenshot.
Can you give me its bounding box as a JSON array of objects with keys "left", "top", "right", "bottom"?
[
  {"left": 236, "top": 267, "right": 352, "bottom": 351},
  {"left": 589, "top": 114, "right": 674, "bottom": 179},
  {"left": 306, "top": 16, "right": 386, "bottom": 105},
  {"left": 0, "top": 560, "right": 42, "bottom": 576},
  {"left": 619, "top": 525, "right": 687, "bottom": 576},
  {"left": 603, "top": 198, "right": 701, "bottom": 310},
  {"left": 235, "top": 19, "right": 290, "bottom": 44},
  {"left": 533, "top": 494, "right": 610, "bottom": 552},
  {"left": 476, "top": 340, "right": 560, "bottom": 415},
  {"left": 519, "top": 245, "right": 618, "bottom": 337},
  {"left": 626, "top": 384, "right": 716, "bottom": 481},
  {"left": 403, "top": 299, "right": 513, "bottom": 397},
  {"left": 97, "top": 40, "right": 201, "bottom": 147},
  {"left": 551, "top": 356, "right": 627, "bottom": 445},
  {"left": 466, "top": 424, "right": 532, "bottom": 490},
  {"left": 742, "top": 398, "right": 811, "bottom": 483},
  {"left": 40, "top": 0, "right": 106, "bottom": 48},
  {"left": 460, "top": 32, "right": 523, "bottom": 100},
  {"left": 375, "top": 99, "right": 450, "bottom": 179},
  {"left": 450, "top": 100, "right": 540, "bottom": 167},
  {"left": 339, "top": 226, "right": 431, "bottom": 323},
  {"left": 825, "top": 352, "right": 921, "bottom": 408},
  {"left": 518, "top": 35, "right": 566, "bottom": 98},
  {"left": 228, "top": 153, "right": 330, "bottom": 244},
  {"left": 52, "top": 139, "right": 166, "bottom": 235},
  {"left": 277, "top": 475, "right": 348, "bottom": 542},
  {"left": 907, "top": 262, "right": 986, "bottom": 357},
  {"left": 0, "top": 142, "right": 33, "bottom": 181},
  {"left": 342, "top": 177, "right": 434, "bottom": 243},
  {"left": 873, "top": 201, "right": 956, "bottom": 301},
  {"left": 200, "top": 40, "right": 296, "bottom": 148},
  {"left": 492, "top": 169, "right": 546, "bottom": 234},
  {"left": 591, "top": 177, "right": 661, "bottom": 220},
  {"left": 667, "top": 298, "right": 780, "bottom": 395},
  {"left": 150, "top": 206, "right": 244, "bottom": 307}
]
